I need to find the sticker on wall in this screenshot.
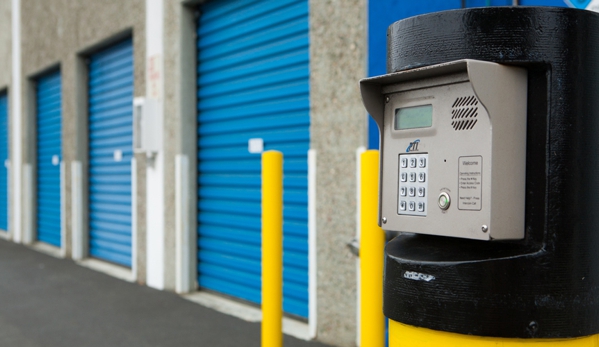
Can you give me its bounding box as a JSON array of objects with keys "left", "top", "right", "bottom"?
[
  {"left": 113, "top": 149, "right": 123, "bottom": 162},
  {"left": 52, "top": 155, "right": 59, "bottom": 166},
  {"left": 248, "top": 138, "right": 264, "bottom": 154}
]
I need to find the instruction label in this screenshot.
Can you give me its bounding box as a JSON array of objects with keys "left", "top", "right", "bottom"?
[{"left": 458, "top": 156, "right": 482, "bottom": 210}]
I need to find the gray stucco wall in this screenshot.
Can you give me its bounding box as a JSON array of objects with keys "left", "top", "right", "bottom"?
[
  {"left": 162, "top": 0, "right": 198, "bottom": 291},
  {"left": 0, "top": 0, "right": 10, "bottom": 90},
  {"left": 310, "top": 0, "right": 367, "bottom": 346},
  {"left": 20, "top": 0, "right": 145, "bottom": 279}
]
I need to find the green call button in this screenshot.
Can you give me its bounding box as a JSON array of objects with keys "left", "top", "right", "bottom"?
[{"left": 438, "top": 193, "right": 451, "bottom": 210}]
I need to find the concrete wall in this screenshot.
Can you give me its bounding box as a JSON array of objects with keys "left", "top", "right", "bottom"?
[
  {"left": 19, "top": 0, "right": 145, "bottom": 279},
  {"left": 0, "top": 0, "right": 10, "bottom": 90},
  {"left": 162, "top": 0, "right": 197, "bottom": 292},
  {"left": 310, "top": 0, "right": 368, "bottom": 346}
]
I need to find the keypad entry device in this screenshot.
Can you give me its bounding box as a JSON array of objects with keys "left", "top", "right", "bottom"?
[
  {"left": 398, "top": 154, "right": 428, "bottom": 216},
  {"left": 360, "top": 59, "right": 528, "bottom": 241}
]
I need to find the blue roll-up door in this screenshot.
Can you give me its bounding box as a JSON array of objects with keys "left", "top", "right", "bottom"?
[
  {"left": 197, "top": 0, "right": 310, "bottom": 318},
  {"left": 36, "top": 71, "right": 62, "bottom": 247},
  {"left": 0, "top": 92, "right": 7, "bottom": 231},
  {"left": 88, "top": 39, "right": 133, "bottom": 267}
]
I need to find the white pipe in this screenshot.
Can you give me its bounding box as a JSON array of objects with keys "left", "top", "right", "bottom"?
[
  {"left": 175, "top": 154, "right": 190, "bottom": 293},
  {"left": 71, "top": 161, "right": 84, "bottom": 260},
  {"left": 131, "top": 157, "right": 137, "bottom": 281},
  {"left": 22, "top": 163, "right": 32, "bottom": 244},
  {"left": 11, "top": 0, "right": 21, "bottom": 243},
  {"left": 308, "top": 149, "right": 317, "bottom": 339}
]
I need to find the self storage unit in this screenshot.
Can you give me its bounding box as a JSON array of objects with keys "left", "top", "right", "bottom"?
[
  {"left": 196, "top": 0, "right": 310, "bottom": 318},
  {"left": 35, "top": 70, "right": 62, "bottom": 247},
  {"left": 87, "top": 39, "right": 134, "bottom": 267}
]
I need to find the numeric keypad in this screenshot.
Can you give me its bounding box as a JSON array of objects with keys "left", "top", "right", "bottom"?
[{"left": 398, "top": 153, "right": 429, "bottom": 216}]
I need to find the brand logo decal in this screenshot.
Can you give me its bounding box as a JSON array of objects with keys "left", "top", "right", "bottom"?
[
  {"left": 404, "top": 271, "right": 435, "bottom": 282},
  {"left": 406, "top": 139, "right": 420, "bottom": 153}
]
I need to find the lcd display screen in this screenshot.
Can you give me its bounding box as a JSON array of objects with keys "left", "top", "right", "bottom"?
[{"left": 395, "top": 105, "right": 433, "bottom": 130}]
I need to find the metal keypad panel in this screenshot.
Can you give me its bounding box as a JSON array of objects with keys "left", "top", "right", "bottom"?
[{"left": 398, "top": 153, "right": 429, "bottom": 216}]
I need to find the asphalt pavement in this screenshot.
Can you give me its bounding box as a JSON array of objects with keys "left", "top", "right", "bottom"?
[{"left": 0, "top": 239, "right": 331, "bottom": 347}]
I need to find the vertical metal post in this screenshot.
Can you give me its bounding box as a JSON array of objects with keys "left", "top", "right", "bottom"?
[
  {"left": 360, "top": 150, "right": 386, "bottom": 347},
  {"left": 71, "top": 161, "right": 85, "bottom": 260},
  {"left": 22, "top": 163, "right": 33, "bottom": 244},
  {"left": 262, "top": 150, "right": 283, "bottom": 347},
  {"left": 175, "top": 154, "right": 191, "bottom": 293}
]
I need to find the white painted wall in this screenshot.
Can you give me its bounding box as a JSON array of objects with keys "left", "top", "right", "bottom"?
[{"left": 145, "top": 0, "right": 165, "bottom": 290}]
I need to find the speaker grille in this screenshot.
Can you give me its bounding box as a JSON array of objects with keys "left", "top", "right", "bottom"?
[{"left": 451, "top": 95, "right": 478, "bottom": 131}]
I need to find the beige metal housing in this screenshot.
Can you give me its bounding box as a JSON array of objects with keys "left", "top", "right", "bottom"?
[{"left": 361, "top": 59, "right": 528, "bottom": 240}]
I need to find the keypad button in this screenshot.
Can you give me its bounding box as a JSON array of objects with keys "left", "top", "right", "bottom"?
[
  {"left": 399, "top": 201, "right": 406, "bottom": 211},
  {"left": 409, "top": 172, "right": 417, "bottom": 182},
  {"left": 409, "top": 158, "right": 417, "bottom": 168},
  {"left": 397, "top": 153, "right": 428, "bottom": 216},
  {"left": 408, "top": 201, "right": 416, "bottom": 211}
]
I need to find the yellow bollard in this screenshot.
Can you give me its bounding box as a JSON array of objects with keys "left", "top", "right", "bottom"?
[
  {"left": 262, "top": 150, "right": 283, "bottom": 347},
  {"left": 360, "top": 150, "right": 386, "bottom": 347},
  {"left": 389, "top": 320, "right": 599, "bottom": 346}
]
